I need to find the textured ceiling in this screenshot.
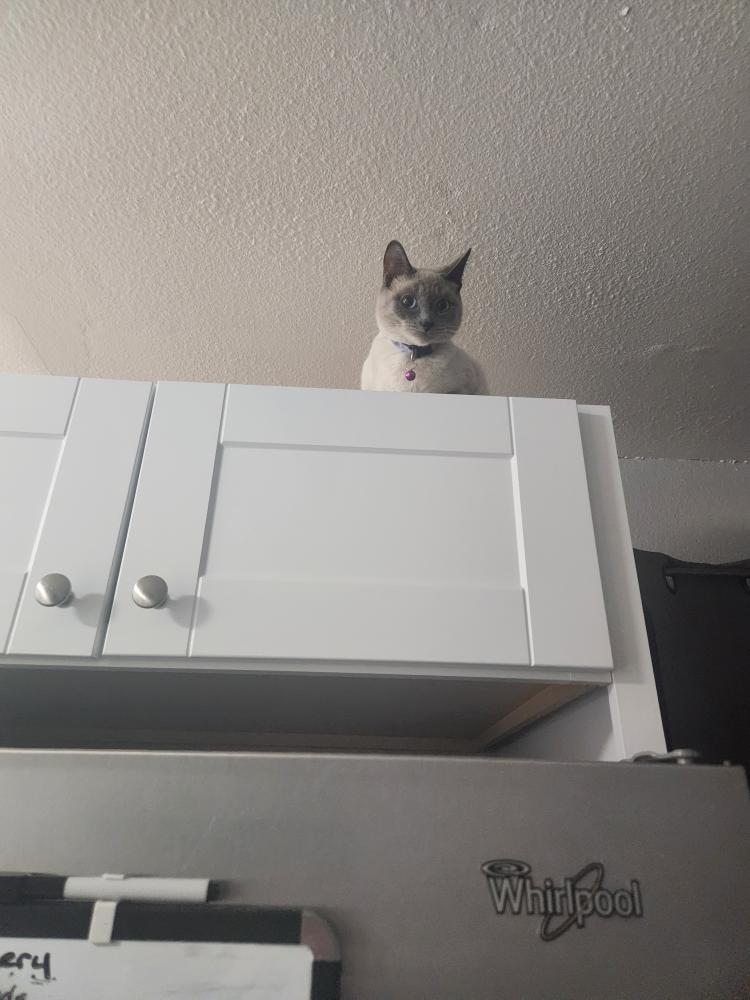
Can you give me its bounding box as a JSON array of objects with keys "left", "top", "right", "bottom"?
[{"left": 0, "top": 0, "right": 747, "bottom": 459}]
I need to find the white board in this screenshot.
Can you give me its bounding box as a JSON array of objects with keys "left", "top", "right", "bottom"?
[{"left": 0, "top": 938, "right": 313, "bottom": 999}]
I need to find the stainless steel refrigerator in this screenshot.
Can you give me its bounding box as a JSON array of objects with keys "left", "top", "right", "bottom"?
[{"left": 0, "top": 749, "right": 747, "bottom": 999}]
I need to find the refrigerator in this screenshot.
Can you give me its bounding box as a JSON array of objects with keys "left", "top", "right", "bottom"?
[{"left": 0, "top": 748, "right": 747, "bottom": 999}]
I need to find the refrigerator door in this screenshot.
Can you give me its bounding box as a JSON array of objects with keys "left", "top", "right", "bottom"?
[{"left": 0, "top": 750, "right": 747, "bottom": 1000}]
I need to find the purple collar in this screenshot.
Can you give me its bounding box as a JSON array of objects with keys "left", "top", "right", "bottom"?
[{"left": 391, "top": 340, "right": 433, "bottom": 361}]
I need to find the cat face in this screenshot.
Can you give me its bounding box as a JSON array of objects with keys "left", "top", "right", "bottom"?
[{"left": 375, "top": 241, "right": 471, "bottom": 347}]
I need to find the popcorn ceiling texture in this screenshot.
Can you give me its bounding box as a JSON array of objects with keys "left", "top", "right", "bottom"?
[{"left": 0, "top": 0, "right": 747, "bottom": 459}]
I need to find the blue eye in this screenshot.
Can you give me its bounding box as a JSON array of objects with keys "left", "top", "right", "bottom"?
[
  {"left": 400, "top": 295, "right": 418, "bottom": 310},
  {"left": 437, "top": 299, "right": 451, "bottom": 313}
]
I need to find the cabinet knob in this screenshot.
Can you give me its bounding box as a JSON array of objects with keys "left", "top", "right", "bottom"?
[
  {"left": 35, "top": 573, "right": 72, "bottom": 607},
  {"left": 132, "top": 575, "right": 169, "bottom": 609}
]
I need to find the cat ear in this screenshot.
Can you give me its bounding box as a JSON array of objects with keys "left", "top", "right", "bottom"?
[
  {"left": 440, "top": 248, "right": 471, "bottom": 289},
  {"left": 383, "top": 240, "right": 415, "bottom": 287}
]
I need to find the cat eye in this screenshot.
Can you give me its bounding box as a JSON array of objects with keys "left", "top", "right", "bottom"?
[
  {"left": 436, "top": 299, "right": 452, "bottom": 313},
  {"left": 400, "top": 295, "right": 418, "bottom": 310}
]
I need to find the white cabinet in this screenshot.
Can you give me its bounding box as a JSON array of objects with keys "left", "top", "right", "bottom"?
[
  {"left": 105, "top": 383, "right": 612, "bottom": 672},
  {"left": 0, "top": 375, "right": 663, "bottom": 758},
  {"left": 0, "top": 375, "right": 77, "bottom": 651},
  {"left": 0, "top": 375, "right": 151, "bottom": 657}
]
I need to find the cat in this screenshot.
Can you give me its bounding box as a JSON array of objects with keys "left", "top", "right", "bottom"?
[{"left": 361, "top": 240, "right": 488, "bottom": 394}]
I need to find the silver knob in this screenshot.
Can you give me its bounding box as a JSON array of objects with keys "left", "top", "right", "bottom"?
[
  {"left": 35, "top": 573, "right": 72, "bottom": 607},
  {"left": 132, "top": 575, "right": 168, "bottom": 609}
]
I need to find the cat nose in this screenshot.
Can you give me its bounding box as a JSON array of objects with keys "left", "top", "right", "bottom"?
[{"left": 421, "top": 320, "right": 434, "bottom": 332}]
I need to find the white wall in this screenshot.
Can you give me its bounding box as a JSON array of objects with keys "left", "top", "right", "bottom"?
[{"left": 620, "top": 457, "right": 749, "bottom": 563}]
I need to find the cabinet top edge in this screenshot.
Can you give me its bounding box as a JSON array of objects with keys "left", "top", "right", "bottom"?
[{"left": 1, "top": 372, "right": 602, "bottom": 408}]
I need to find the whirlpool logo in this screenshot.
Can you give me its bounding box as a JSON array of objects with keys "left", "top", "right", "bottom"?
[{"left": 481, "top": 859, "right": 643, "bottom": 941}]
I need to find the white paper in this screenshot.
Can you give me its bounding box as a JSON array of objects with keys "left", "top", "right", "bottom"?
[{"left": 0, "top": 937, "right": 313, "bottom": 999}]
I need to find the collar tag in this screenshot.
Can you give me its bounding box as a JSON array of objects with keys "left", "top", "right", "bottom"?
[{"left": 391, "top": 340, "right": 433, "bottom": 360}]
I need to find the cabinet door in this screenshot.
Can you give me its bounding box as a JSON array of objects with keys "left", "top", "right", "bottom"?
[
  {"left": 104, "top": 381, "right": 225, "bottom": 656},
  {"left": 3, "top": 376, "right": 151, "bottom": 657},
  {"left": 105, "top": 383, "right": 611, "bottom": 671},
  {"left": 0, "top": 375, "right": 78, "bottom": 651}
]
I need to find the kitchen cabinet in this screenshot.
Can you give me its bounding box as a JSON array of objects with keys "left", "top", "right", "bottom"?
[
  {"left": 105, "top": 384, "right": 611, "bottom": 672},
  {"left": 0, "top": 375, "right": 151, "bottom": 657},
  {"left": 0, "top": 375, "right": 663, "bottom": 756}
]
